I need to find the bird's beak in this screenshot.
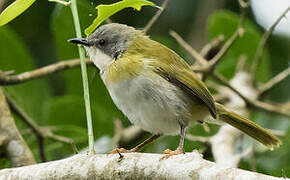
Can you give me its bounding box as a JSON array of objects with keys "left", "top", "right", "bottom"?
[{"left": 68, "top": 38, "right": 93, "bottom": 46}]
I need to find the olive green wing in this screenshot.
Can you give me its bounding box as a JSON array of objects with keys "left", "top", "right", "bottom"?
[{"left": 154, "top": 64, "right": 217, "bottom": 118}]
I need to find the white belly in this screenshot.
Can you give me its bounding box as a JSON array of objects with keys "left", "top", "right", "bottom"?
[{"left": 103, "top": 73, "right": 192, "bottom": 135}]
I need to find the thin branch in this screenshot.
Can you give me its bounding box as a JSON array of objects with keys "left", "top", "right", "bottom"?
[
  {"left": 6, "top": 94, "right": 78, "bottom": 161},
  {"left": 169, "top": 30, "right": 209, "bottom": 66},
  {"left": 258, "top": 67, "right": 290, "bottom": 96},
  {"left": 268, "top": 129, "right": 286, "bottom": 137},
  {"left": 208, "top": 27, "right": 244, "bottom": 70},
  {"left": 185, "top": 134, "right": 211, "bottom": 143},
  {"left": 238, "top": 0, "right": 249, "bottom": 9},
  {"left": 236, "top": 54, "right": 248, "bottom": 72},
  {"left": 0, "top": 59, "right": 92, "bottom": 85},
  {"left": 5, "top": 94, "right": 47, "bottom": 161},
  {"left": 208, "top": 1, "right": 247, "bottom": 72},
  {"left": 48, "top": 134, "right": 78, "bottom": 154},
  {"left": 250, "top": 6, "right": 290, "bottom": 73},
  {"left": 0, "top": 0, "right": 5, "bottom": 11},
  {"left": 212, "top": 73, "right": 290, "bottom": 118},
  {"left": 143, "top": 0, "right": 168, "bottom": 34},
  {"left": 200, "top": 35, "right": 224, "bottom": 58},
  {"left": 195, "top": 0, "right": 247, "bottom": 74},
  {"left": 112, "top": 119, "right": 124, "bottom": 148},
  {"left": 118, "top": 126, "right": 148, "bottom": 148}
]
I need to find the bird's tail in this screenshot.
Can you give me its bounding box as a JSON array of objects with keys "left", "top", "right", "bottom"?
[{"left": 215, "top": 103, "right": 282, "bottom": 149}]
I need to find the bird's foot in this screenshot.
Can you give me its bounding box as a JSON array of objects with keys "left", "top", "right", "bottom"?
[
  {"left": 161, "top": 147, "right": 184, "bottom": 159},
  {"left": 108, "top": 148, "right": 134, "bottom": 154}
]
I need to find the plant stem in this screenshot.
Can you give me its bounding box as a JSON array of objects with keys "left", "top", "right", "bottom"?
[{"left": 70, "top": 0, "right": 95, "bottom": 153}]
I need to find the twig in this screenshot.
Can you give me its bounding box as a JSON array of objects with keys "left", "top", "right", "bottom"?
[
  {"left": 236, "top": 55, "right": 247, "bottom": 72},
  {"left": 250, "top": 6, "right": 290, "bottom": 73},
  {"left": 0, "top": 0, "right": 5, "bottom": 11},
  {"left": 197, "top": 0, "right": 246, "bottom": 74},
  {"left": 48, "top": 134, "right": 78, "bottom": 154},
  {"left": 0, "top": 59, "right": 92, "bottom": 85},
  {"left": 258, "top": 67, "right": 290, "bottom": 96},
  {"left": 208, "top": 27, "right": 244, "bottom": 71},
  {"left": 185, "top": 134, "right": 211, "bottom": 143},
  {"left": 249, "top": 149, "right": 257, "bottom": 171},
  {"left": 5, "top": 94, "right": 47, "bottom": 162},
  {"left": 200, "top": 35, "right": 224, "bottom": 58},
  {"left": 207, "top": 0, "right": 247, "bottom": 72},
  {"left": 268, "top": 129, "right": 286, "bottom": 137},
  {"left": 143, "top": 0, "right": 168, "bottom": 34},
  {"left": 118, "top": 126, "right": 148, "bottom": 148},
  {"left": 212, "top": 73, "right": 290, "bottom": 117},
  {"left": 170, "top": 30, "right": 208, "bottom": 66},
  {"left": 238, "top": 0, "right": 249, "bottom": 9},
  {"left": 112, "top": 119, "right": 123, "bottom": 148}
]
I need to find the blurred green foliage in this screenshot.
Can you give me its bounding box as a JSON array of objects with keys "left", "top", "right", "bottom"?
[
  {"left": 0, "top": 0, "right": 289, "bottom": 177},
  {"left": 84, "top": 0, "right": 156, "bottom": 35}
]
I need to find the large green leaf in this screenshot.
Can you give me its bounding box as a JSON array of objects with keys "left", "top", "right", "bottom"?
[
  {"left": 207, "top": 10, "right": 270, "bottom": 82},
  {"left": 0, "top": 0, "right": 37, "bottom": 26},
  {"left": 85, "top": 0, "right": 156, "bottom": 36}
]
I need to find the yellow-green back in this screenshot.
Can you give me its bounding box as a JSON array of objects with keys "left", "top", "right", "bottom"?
[{"left": 106, "top": 33, "right": 217, "bottom": 118}]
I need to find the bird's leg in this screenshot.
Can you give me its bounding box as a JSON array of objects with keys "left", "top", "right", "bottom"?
[
  {"left": 108, "top": 134, "right": 161, "bottom": 154},
  {"left": 130, "top": 134, "right": 161, "bottom": 152},
  {"left": 162, "top": 124, "right": 186, "bottom": 159}
]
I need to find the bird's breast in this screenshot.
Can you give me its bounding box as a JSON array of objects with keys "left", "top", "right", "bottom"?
[
  {"left": 103, "top": 71, "right": 197, "bottom": 135},
  {"left": 103, "top": 54, "right": 143, "bottom": 83}
]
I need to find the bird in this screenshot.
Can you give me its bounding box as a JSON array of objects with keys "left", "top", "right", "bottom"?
[{"left": 69, "top": 23, "right": 281, "bottom": 158}]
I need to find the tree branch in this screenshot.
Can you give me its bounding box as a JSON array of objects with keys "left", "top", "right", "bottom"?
[
  {"left": 0, "top": 152, "right": 284, "bottom": 179},
  {"left": 258, "top": 67, "right": 290, "bottom": 97},
  {"left": 250, "top": 6, "right": 290, "bottom": 73},
  {"left": 212, "top": 73, "right": 290, "bottom": 117},
  {"left": 169, "top": 30, "right": 208, "bottom": 66},
  {"left": 0, "top": 88, "right": 36, "bottom": 167},
  {"left": 208, "top": 27, "right": 244, "bottom": 71},
  {"left": 0, "top": 59, "right": 92, "bottom": 85},
  {"left": 6, "top": 94, "right": 77, "bottom": 161},
  {"left": 200, "top": 35, "right": 224, "bottom": 59},
  {"left": 143, "top": 0, "right": 168, "bottom": 34}
]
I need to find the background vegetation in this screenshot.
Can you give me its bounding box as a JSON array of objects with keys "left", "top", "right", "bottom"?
[{"left": 0, "top": 0, "right": 289, "bottom": 177}]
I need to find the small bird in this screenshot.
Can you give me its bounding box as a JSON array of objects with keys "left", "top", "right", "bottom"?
[{"left": 69, "top": 23, "right": 281, "bottom": 157}]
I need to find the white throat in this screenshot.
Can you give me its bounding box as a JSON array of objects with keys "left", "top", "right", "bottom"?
[{"left": 85, "top": 46, "right": 114, "bottom": 71}]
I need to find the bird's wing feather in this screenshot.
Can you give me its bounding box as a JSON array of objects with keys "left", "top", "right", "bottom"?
[
  {"left": 140, "top": 38, "right": 217, "bottom": 118},
  {"left": 154, "top": 63, "right": 217, "bottom": 118}
]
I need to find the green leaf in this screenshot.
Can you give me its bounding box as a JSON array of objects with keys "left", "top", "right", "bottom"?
[
  {"left": 0, "top": 0, "right": 37, "bottom": 26},
  {"left": 85, "top": 0, "right": 156, "bottom": 36}
]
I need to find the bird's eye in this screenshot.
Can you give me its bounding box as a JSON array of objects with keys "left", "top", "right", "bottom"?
[{"left": 98, "top": 39, "right": 106, "bottom": 46}]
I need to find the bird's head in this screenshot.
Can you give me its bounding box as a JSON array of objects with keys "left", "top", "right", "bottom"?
[{"left": 69, "top": 23, "right": 140, "bottom": 70}]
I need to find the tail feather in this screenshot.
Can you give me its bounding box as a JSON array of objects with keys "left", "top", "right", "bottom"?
[{"left": 215, "top": 103, "right": 281, "bottom": 149}]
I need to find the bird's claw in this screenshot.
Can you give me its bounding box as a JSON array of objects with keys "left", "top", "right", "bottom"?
[
  {"left": 161, "top": 147, "right": 184, "bottom": 159},
  {"left": 108, "top": 148, "right": 132, "bottom": 154}
]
